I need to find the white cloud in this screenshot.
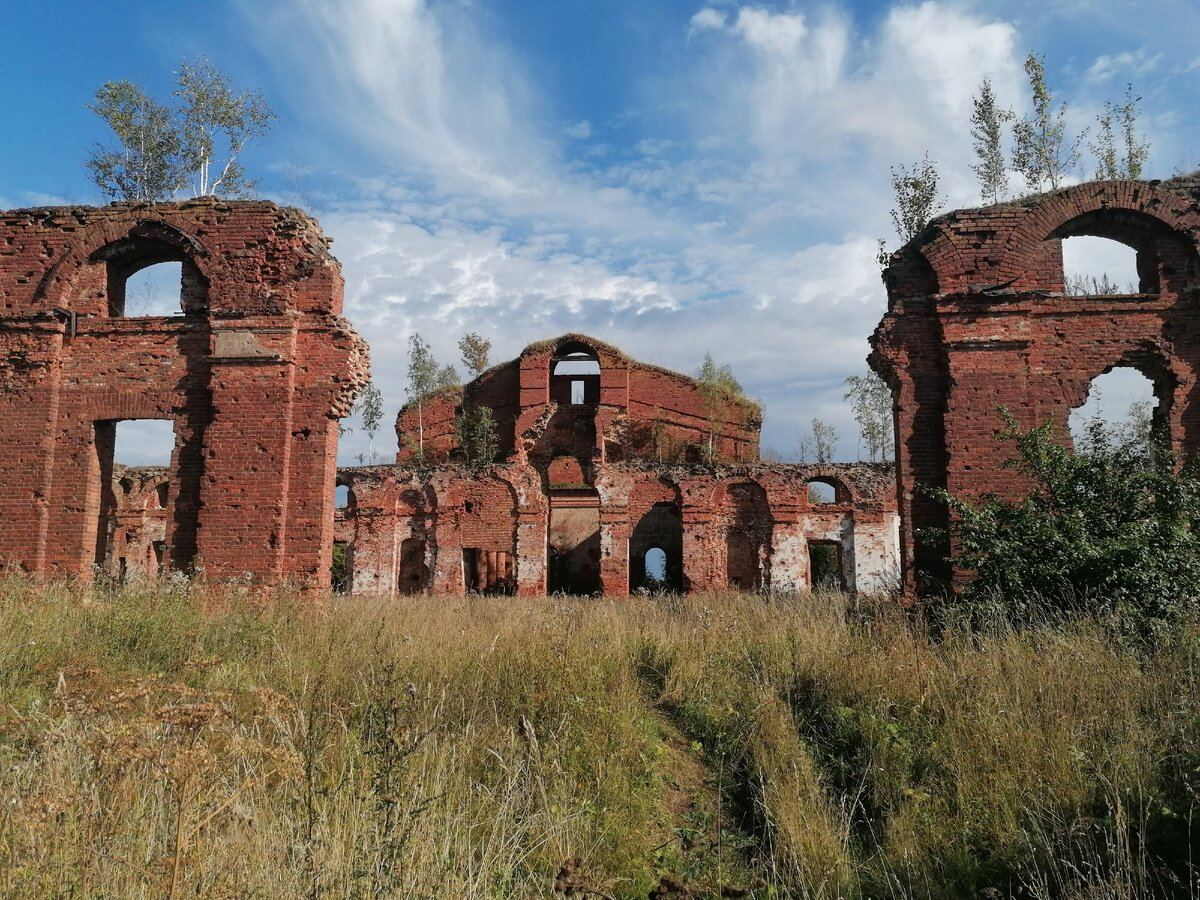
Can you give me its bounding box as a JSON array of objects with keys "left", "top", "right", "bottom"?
[
  {"left": 688, "top": 8, "right": 727, "bottom": 35},
  {"left": 565, "top": 119, "right": 593, "bottom": 139},
  {"left": 251, "top": 1, "right": 1035, "bottom": 463},
  {"left": 1087, "top": 48, "right": 1161, "bottom": 82}
]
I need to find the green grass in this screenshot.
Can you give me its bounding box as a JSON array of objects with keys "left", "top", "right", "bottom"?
[{"left": 0, "top": 578, "right": 1196, "bottom": 898}]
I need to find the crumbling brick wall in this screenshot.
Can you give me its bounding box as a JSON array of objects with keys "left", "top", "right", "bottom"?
[
  {"left": 396, "top": 334, "right": 761, "bottom": 466},
  {"left": 871, "top": 176, "right": 1200, "bottom": 591},
  {"left": 0, "top": 199, "right": 368, "bottom": 587},
  {"left": 334, "top": 460, "right": 897, "bottom": 596},
  {"left": 374, "top": 334, "right": 895, "bottom": 596}
]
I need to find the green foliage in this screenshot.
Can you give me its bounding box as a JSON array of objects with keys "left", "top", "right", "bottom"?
[
  {"left": 970, "top": 76, "right": 1013, "bottom": 204},
  {"left": 452, "top": 332, "right": 497, "bottom": 469},
  {"left": 353, "top": 381, "right": 384, "bottom": 464},
  {"left": 888, "top": 154, "right": 943, "bottom": 241},
  {"left": 175, "top": 59, "right": 275, "bottom": 197},
  {"left": 1091, "top": 82, "right": 1150, "bottom": 180},
  {"left": 86, "top": 82, "right": 185, "bottom": 202},
  {"left": 1013, "top": 54, "right": 1085, "bottom": 191},
  {"left": 929, "top": 411, "right": 1200, "bottom": 626},
  {"left": 405, "top": 334, "right": 456, "bottom": 461},
  {"left": 457, "top": 332, "right": 491, "bottom": 379},
  {"left": 86, "top": 58, "right": 275, "bottom": 201},
  {"left": 330, "top": 542, "right": 351, "bottom": 593},
  {"left": 694, "top": 352, "right": 744, "bottom": 463},
  {"left": 798, "top": 418, "right": 839, "bottom": 464},
  {"left": 455, "top": 404, "right": 499, "bottom": 470},
  {"left": 843, "top": 373, "right": 893, "bottom": 462}
]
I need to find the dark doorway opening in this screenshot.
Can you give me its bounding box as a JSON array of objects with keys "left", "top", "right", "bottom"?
[
  {"left": 548, "top": 490, "right": 601, "bottom": 595},
  {"left": 331, "top": 541, "right": 352, "bottom": 593},
  {"left": 464, "top": 548, "right": 515, "bottom": 595},
  {"left": 398, "top": 537, "right": 430, "bottom": 595},
  {"left": 808, "top": 540, "right": 844, "bottom": 591}
]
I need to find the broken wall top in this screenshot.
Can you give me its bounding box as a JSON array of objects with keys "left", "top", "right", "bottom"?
[{"left": 0, "top": 197, "right": 345, "bottom": 318}]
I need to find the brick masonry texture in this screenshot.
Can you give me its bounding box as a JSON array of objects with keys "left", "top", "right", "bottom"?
[
  {"left": 0, "top": 198, "right": 368, "bottom": 587},
  {"left": 0, "top": 201, "right": 897, "bottom": 595},
  {"left": 341, "top": 333, "right": 899, "bottom": 596},
  {"left": 870, "top": 175, "right": 1200, "bottom": 592}
]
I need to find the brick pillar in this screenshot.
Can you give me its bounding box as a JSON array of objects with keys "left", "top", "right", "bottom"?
[{"left": 196, "top": 326, "right": 297, "bottom": 581}]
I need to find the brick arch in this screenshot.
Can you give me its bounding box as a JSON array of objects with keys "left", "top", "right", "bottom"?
[
  {"left": 912, "top": 181, "right": 1200, "bottom": 295},
  {"left": 32, "top": 216, "right": 218, "bottom": 314}
]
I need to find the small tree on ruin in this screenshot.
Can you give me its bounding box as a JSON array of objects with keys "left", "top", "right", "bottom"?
[
  {"left": 405, "top": 334, "right": 456, "bottom": 463},
  {"left": 695, "top": 352, "right": 743, "bottom": 463},
  {"left": 1091, "top": 83, "right": 1150, "bottom": 181},
  {"left": 970, "top": 76, "right": 1013, "bottom": 204},
  {"left": 843, "top": 373, "right": 894, "bottom": 462},
  {"left": 1012, "top": 54, "right": 1085, "bottom": 192},
  {"left": 356, "top": 381, "right": 384, "bottom": 465},
  {"left": 455, "top": 333, "right": 499, "bottom": 469},
  {"left": 87, "top": 58, "right": 275, "bottom": 202}
]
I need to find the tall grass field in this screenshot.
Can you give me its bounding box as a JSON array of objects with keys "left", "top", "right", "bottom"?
[{"left": 0, "top": 579, "right": 1196, "bottom": 898}]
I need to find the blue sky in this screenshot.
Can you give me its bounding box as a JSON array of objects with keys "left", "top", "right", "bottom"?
[{"left": 4, "top": 0, "right": 1199, "bottom": 463}]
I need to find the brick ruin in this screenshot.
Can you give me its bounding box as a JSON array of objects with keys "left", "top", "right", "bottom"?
[
  {"left": 0, "top": 199, "right": 368, "bottom": 588},
  {"left": 330, "top": 335, "right": 899, "bottom": 596},
  {"left": 0, "top": 201, "right": 899, "bottom": 594},
  {"left": 871, "top": 176, "right": 1200, "bottom": 591}
]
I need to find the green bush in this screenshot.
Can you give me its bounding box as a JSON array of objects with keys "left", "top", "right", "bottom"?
[{"left": 929, "top": 411, "right": 1200, "bottom": 628}]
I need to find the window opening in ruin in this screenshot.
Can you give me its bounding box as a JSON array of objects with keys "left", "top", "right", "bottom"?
[
  {"left": 630, "top": 502, "right": 683, "bottom": 593},
  {"left": 551, "top": 345, "right": 601, "bottom": 407},
  {"left": 154, "top": 483, "right": 169, "bottom": 509},
  {"left": 93, "top": 419, "right": 175, "bottom": 578},
  {"left": 331, "top": 541, "right": 352, "bottom": 593},
  {"left": 807, "top": 479, "right": 838, "bottom": 504},
  {"left": 1061, "top": 236, "right": 1140, "bottom": 296},
  {"left": 1068, "top": 366, "right": 1158, "bottom": 450},
  {"left": 463, "top": 548, "right": 515, "bottom": 595},
  {"left": 808, "top": 540, "right": 844, "bottom": 591},
  {"left": 644, "top": 547, "right": 668, "bottom": 585},
  {"left": 335, "top": 484, "right": 351, "bottom": 509},
  {"left": 121, "top": 261, "right": 184, "bottom": 316}
]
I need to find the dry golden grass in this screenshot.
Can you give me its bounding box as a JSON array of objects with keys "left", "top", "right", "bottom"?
[{"left": 0, "top": 578, "right": 1196, "bottom": 898}]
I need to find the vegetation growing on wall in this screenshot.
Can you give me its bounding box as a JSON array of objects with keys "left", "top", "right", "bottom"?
[{"left": 930, "top": 411, "right": 1200, "bottom": 631}]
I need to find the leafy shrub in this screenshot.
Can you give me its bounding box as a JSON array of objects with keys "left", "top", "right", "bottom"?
[{"left": 928, "top": 411, "right": 1200, "bottom": 628}]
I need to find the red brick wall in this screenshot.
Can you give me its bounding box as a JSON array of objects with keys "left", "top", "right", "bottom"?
[
  {"left": 871, "top": 176, "right": 1200, "bottom": 592},
  {"left": 395, "top": 334, "right": 760, "bottom": 465},
  {"left": 337, "top": 460, "right": 897, "bottom": 596},
  {"left": 0, "top": 199, "right": 368, "bottom": 587}
]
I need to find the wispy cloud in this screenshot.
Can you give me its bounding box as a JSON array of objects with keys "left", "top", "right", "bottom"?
[{"left": 245, "top": 0, "right": 1175, "bottom": 463}]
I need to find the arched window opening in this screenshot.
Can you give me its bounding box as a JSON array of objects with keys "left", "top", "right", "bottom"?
[
  {"left": 644, "top": 547, "right": 668, "bottom": 585},
  {"left": 122, "top": 261, "right": 184, "bottom": 316},
  {"left": 1069, "top": 366, "right": 1158, "bottom": 451},
  {"left": 153, "top": 482, "right": 169, "bottom": 510},
  {"left": 335, "top": 484, "right": 352, "bottom": 510},
  {"left": 630, "top": 501, "right": 683, "bottom": 593},
  {"left": 551, "top": 344, "right": 601, "bottom": 407},
  {"left": 92, "top": 228, "right": 208, "bottom": 317},
  {"left": 807, "top": 479, "right": 839, "bottom": 505},
  {"left": 1061, "top": 236, "right": 1143, "bottom": 296}
]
